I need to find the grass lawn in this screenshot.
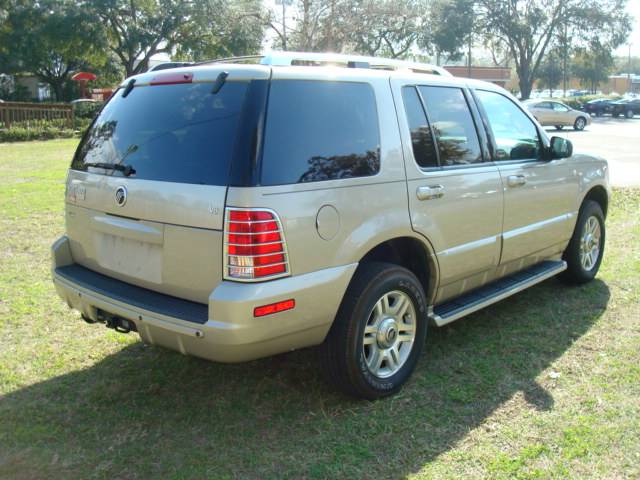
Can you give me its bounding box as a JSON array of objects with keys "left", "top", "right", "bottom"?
[{"left": 0, "top": 139, "right": 639, "bottom": 479}]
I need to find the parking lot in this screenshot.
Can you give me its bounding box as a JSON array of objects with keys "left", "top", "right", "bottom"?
[{"left": 546, "top": 116, "right": 640, "bottom": 187}]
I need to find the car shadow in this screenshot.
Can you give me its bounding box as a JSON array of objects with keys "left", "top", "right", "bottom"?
[{"left": 0, "top": 278, "right": 610, "bottom": 478}]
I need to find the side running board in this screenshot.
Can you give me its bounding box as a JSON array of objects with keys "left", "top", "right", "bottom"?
[{"left": 429, "top": 260, "right": 567, "bottom": 327}]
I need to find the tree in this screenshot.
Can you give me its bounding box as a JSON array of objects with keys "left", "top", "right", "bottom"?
[
  {"left": 90, "top": 0, "right": 265, "bottom": 77},
  {"left": 0, "top": 0, "right": 106, "bottom": 101},
  {"left": 477, "top": 0, "right": 631, "bottom": 99},
  {"left": 424, "top": 0, "right": 474, "bottom": 64},
  {"left": 347, "top": 0, "right": 423, "bottom": 58},
  {"left": 572, "top": 47, "right": 614, "bottom": 93},
  {"left": 269, "top": 0, "right": 425, "bottom": 58},
  {"left": 537, "top": 52, "right": 563, "bottom": 96}
]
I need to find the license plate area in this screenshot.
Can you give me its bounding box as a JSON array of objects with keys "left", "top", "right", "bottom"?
[{"left": 94, "top": 233, "right": 163, "bottom": 283}]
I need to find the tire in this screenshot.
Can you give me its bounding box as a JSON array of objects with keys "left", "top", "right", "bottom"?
[
  {"left": 625, "top": 109, "right": 634, "bottom": 119},
  {"left": 555, "top": 125, "right": 564, "bottom": 130},
  {"left": 320, "top": 262, "right": 428, "bottom": 400},
  {"left": 561, "top": 200, "right": 605, "bottom": 284},
  {"left": 613, "top": 111, "right": 620, "bottom": 118},
  {"left": 573, "top": 116, "right": 586, "bottom": 131}
]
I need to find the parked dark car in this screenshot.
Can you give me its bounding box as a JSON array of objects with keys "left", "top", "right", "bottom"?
[
  {"left": 611, "top": 98, "right": 640, "bottom": 118},
  {"left": 583, "top": 98, "right": 615, "bottom": 116}
]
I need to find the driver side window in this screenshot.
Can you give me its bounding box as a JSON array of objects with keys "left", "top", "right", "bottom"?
[{"left": 475, "top": 90, "right": 541, "bottom": 162}]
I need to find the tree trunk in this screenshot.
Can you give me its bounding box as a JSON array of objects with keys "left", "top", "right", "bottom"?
[
  {"left": 518, "top": 73, "right": 533, "bottom": 100},
  {"left": 50, "top": 80, "right": 64, "bottom": 102}
]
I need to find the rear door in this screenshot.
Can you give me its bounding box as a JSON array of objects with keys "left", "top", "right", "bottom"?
[
  {"left": 529, "top": 101, "right": 554, "bottom": 125},
  {"left": 473, "top": 89, "right": 579, "bottom": 265},
  {"left": 65, "top": 67, "right": 269, "bottom": 303},
  {"left": 392, "top": 79, "right": 503, "bottom": 293}
]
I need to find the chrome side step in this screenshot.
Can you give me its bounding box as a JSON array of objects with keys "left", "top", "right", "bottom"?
[{"left": 429, "top": 260, "right": 567, "bottom": 327}]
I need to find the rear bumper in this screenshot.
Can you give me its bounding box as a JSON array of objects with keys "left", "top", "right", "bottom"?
[{"left": 52, "top": 235, "right": 356, "bottom": 362}]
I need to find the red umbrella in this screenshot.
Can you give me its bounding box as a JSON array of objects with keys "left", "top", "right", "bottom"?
[
  {"left": 71, "top": 72, "right": 97, "bottom": 99},
  {"left": 71, "top": 72, "right": 97, "bottom": 81}
]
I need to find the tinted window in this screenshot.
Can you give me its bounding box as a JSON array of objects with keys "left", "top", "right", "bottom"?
[
  {"left": 475, "top": 90, "right": 541, "bottom": 161},
  {"left": 401, "top": 86, "right": 438, "bottom": 168},
  {"left": 72, "top": 81, "right": 249, "bottom": 185},
  {"left": 261, "top": 80, "right": 380, "bottom": 185},
  {"left": 418, "top": 86, "right": 482, "bottom": 166}
]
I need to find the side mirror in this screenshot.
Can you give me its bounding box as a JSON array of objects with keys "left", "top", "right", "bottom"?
[{"left": 549, "top": 136, "right": 573, "bottom": 159}]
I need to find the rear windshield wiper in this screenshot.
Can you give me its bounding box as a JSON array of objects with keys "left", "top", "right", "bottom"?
[
  {"left": 84, "top": 144, "right": 138, "bottom": 176},
  {"left": 83, "top": 162, "right": 136, "bottom": 176}
]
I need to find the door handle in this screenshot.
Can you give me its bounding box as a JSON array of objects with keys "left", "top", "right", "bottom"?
[
  {"left": 507, "top": 175, "right": 526, "bottom": 187},
  {"left": 416, "top": 185, "right": 445, "bottom": 201}
]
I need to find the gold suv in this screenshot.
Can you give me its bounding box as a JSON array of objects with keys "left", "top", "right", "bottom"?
[{"left": 52, "top": 52, "right": 610, "bottom": 399}]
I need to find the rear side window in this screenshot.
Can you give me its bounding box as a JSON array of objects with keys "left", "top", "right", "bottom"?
[
  {"left": 401, "top": 86, "right": 438, "bottom": 168},
  {"left": 418, "top": 86, "right": 482, "bottom": 166},
  {"left": 72, "top": 81, "right": 249, "bottom": 185},
  {"left": 260, "top": 80, "right": 380, "bottom": 185}
]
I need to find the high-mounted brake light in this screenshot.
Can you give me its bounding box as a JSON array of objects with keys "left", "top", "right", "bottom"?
[
  {"left": 224, "top": 208, "right": 290, "bottom": 281},
  {"left": 150, "top": 72, "right": 193, "bottom": 86}
]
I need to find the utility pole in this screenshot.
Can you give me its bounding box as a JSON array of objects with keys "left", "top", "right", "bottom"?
[
  {"left": 467, "top": 34, "right": 472, "bottom": 77},
  {"left": 629, "top": 43, "right": 632, "bottom": 93},
  {"left": 562, "top": 22, "right": 568, "bottom": 97}
]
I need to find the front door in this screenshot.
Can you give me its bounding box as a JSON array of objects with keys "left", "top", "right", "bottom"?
[{"left": 473, "top": 89, "right": 579, "bottom": 265}]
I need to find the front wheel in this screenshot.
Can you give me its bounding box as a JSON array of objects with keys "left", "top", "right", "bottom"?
[
  {"left": 555, "top": 125, "right": 564, "bottom": 130},
  {"left": 320, "top": 262, "right": 428, "bottom": 399},
  {"left": 574, "top": 117, "right": 587, "bottom": 130},
  {"left": 625, "top": 109, "right": 634, "bottom": 119},
  {"left": 561, "top": 200, "right": 605, "bottom": 284}
]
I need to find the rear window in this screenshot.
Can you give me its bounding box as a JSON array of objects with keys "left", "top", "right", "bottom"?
[
  {"left": 260, "top": 80, "right": 380, "bottom": 186},
  {"left": 72, "top": 81, "right": 249, "bottom": 185}
]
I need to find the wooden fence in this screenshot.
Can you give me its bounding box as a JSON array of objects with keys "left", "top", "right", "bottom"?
[{"left": 0, "top": 102, "right": 74, "bottom": 129}]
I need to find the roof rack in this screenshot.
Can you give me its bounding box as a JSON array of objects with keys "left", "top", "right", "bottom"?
[{"left": 200, "top": 51, "right": 451, "bottom": 76}]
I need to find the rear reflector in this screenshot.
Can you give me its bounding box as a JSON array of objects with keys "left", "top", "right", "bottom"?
[
  {"left": 224, "top": 208, "right": 290, "bottom": 281},
  {"left": 254, "top": 299, "right": 295, "bottom": 317},
  {"left": 150, "top": 72, "right": 193, "bottom": 85}
]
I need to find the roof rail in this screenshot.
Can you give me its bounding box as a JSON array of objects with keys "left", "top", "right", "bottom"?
[{"left": 200, "top": 51, "right": 452, "bottom": 76}]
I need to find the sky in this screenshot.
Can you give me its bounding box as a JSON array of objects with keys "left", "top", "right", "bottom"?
[
  {"left": 617, "top": 0, "right": 640, "bottom": 57},
  {"left": 262, "top": 0, "right": 640, "bottom": 58}
]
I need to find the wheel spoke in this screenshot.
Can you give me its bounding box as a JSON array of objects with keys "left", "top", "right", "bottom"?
[
  {"left": 373, "top": 299, "right": 384, "bottom": 322},
  {"left": 397, "top": 333, "right": 413, "bottom": 343},
  {"left": 381, "top": 294, "right": 390, "bottom": 314},
  {"left": 387, "top": 348, "right": 400, "bottom": 371},
  {"left": 364, "top": 324, "right": 377, "bottom": 335},
  {"left": 363, "top": 334, "right": 376, "bottom": 345},
  {"left": 395, "top": 295, "right": 410, "bottom": 318},
  {"left": 367, "top": 348, "right": 383, "bottom": 373}
]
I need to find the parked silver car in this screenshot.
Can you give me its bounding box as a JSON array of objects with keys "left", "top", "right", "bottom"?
[
  {"left": 524, "top": 99, "right": 591, "bottom": 131},
  {"left": 52, "top": 52, "right": 609, "bottom": 399}
]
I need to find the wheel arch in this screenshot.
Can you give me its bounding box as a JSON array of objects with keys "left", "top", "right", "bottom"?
[
  {"left": 582, "top": 185, "right": 609, "bottom": 218},
  {"left": 357, "top": 236, "right": 439, "bottom": 305}
]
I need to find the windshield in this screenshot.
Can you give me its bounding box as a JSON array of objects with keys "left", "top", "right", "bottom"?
[{"left": 71, "top": 81, "right": 249, "bottom": 185}]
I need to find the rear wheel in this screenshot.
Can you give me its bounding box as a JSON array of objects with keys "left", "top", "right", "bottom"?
[
  {"left": 573, "top": 116, "right": 586, "bottom": 130},
  {"left": 625, "top": 109, "right": 634, "bottom": 119},
  {"left": 320, "top": 262, "right": 428, "bottom": 400},
  {"left": 561, "top": 200, "right": 605, "bottom": 284},
  {"left": 555, "top": 125, "right": 564, "bottom": 130}
]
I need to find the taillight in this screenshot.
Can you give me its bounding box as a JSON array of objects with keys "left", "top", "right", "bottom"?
[{"left": 224, "top": 208, "right": 290, "bottom": 281}]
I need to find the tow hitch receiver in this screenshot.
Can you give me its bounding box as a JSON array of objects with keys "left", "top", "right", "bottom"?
[{"left": 94, "top": 309, "right": 138, "bottom": 334}]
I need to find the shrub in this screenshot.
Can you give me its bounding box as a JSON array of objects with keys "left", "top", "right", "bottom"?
[
  {"left": 73, "top": 101, "right": 103, "bottom": 119},
  {"left": 0, "top": 126, "right": 77, "bottom": 143}
]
